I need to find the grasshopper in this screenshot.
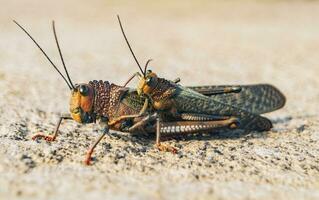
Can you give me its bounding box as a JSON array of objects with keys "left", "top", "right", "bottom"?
[
  {"left": 14, "top": 16, "right": 285, "bottom": 165},
  {"left": 116, "top": 16, "right": 286, "bottom": 142}
]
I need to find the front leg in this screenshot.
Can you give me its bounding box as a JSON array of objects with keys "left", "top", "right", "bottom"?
[
  {"left": 32, "top": 113, "right": 72, "bottom": 141},
  {"left": 84, "top": 124, "right": 109, "bottom": 165},
  {"left": 123, "top": 72, "right": 143, "bottom": 87}
]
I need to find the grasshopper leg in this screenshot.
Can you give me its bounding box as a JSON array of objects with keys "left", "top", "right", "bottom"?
[
  {"left": 128, "top": 114, "right": 239, "bottom": 153},
  {"left": 127, "top": 112, "right": 157, "bottom": 132},
  {"left": 108, "top": 98, "right": 149, "bottom": 126},
  {"left": 32, "top": 113, "right": 72, "bottom": 141},
  {"left": 160, "top": 117, "right": 240, "bottom": 135},
  {"left": 155, "top": 117, "right": 240, "bottom": 153},
  {"left": 123, "top": 72, "right": 142, "bottom": 87},
  {"left": 180, "top": 113, "right": 230, "bottom": 121},
  {"left": 84, "top": 125, "right": 109, "bottom": 165},
  {"left": 155, "top": 116, "right": 178, "bottom": 154},
  {"left": 125, "top": 113, "right": 177, "bottom": 153}
]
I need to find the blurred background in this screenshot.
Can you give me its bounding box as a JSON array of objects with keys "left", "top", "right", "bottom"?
[{"left": 0, "top": 1, "right": 318, "bottom": 200}]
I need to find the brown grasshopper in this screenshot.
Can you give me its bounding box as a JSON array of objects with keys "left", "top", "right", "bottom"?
[
  {"left": 116, "top": 16, "right": 286, "bottom": 142},
  {"left": 14, "top": 16, "right": 285, "bottom": 165}
]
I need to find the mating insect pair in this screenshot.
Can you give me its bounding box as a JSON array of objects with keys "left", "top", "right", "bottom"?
[{"left": 14, "top": 16, "right": 286, "bottom": 165}]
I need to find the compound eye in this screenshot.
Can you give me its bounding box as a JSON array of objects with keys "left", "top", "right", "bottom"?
[
  {"left": 145, "top": 77, "right": 153, "bottom": 85},
  {"left": 146, "top": 70, "right": 152, "bottom": 75},
  {"left": 79, "top": 85, "right": 89, "bottom": 96}
]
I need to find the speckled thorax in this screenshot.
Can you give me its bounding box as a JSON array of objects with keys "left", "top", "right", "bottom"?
[
  {"left": 89, "top": 80, "right": 128, "bottom": 120},
  {"left": 149, "top": 78, "right": 177, "bottom": 102}
]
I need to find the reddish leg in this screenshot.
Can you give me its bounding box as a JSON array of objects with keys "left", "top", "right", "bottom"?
[
  {"left": 84, "top": 126, "right": 109, "bottom": 165},
  {"left": 32, "top": 114, "right": 72, "bottom": 141}
]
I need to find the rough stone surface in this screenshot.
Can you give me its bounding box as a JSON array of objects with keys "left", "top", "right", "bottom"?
[{"left": 0, "top": 1, "right": 318, "bottom": 200}]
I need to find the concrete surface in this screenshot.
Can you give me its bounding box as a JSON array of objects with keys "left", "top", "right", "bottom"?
[{"left": 0, "top": 1, "right": 318, "bottom": 199}]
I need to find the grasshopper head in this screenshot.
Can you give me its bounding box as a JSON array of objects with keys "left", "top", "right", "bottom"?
[
  {"left": 14, "top": 21, "right": 97, "bottom": 124},
  {"left": 69, "top": 84, "right": 95, "bottom": 123},
  {"left": 137, "top": 70, "right": 158, "bottom": 96}
]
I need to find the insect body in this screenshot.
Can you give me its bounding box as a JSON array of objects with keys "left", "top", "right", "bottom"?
[
  {"left": 14, "top": 20, "right": 231, "bottom": 164},
  {"left": 137, "top": 71, "right": 285, "bottom": 130},
  {"left": 14, "top": 20, "right": 152, "bottom": 164},
  {"left": 116, "top": 17, "right": 285, "bottom": 134},
  {"left": 14, "top": 16, "right": 286, "bottom": 165}
]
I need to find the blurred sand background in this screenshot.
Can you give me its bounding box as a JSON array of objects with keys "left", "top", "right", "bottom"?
[{"left": 0, "top": 0, "right": 318, "bottom": 199}]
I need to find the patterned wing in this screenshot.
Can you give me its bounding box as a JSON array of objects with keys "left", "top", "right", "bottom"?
[
  {"left": 174, "top": 87, "right": 274, "bottom": 131},
  {"left": 187, "top": 84, "right": 286, "bottom": 114}
]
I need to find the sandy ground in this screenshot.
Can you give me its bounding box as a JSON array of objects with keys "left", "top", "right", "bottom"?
[{"left": 0, "top": 0, "right": 319, "bottom": 199}]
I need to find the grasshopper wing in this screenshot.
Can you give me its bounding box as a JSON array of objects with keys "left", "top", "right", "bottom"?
[
  {"left": 187, "top": 84, "right": 285, "bottom": 115},
  {"left": 175, "top": 87, "right": 275, "bottom": 131}
]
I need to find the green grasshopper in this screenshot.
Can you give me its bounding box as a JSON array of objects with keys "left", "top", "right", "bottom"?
[{"left": 14, "top": 16, "right": 285, "bottom": 165}]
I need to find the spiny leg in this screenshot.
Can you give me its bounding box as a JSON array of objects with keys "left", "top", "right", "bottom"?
[
  {"left": 32, "top": 113, "right": 72, "bottom": 141},
  {"left": 84, "top": 125, "right": 109, "bottom": 165},
  {"left": 127, "top": 114, "right": 239, "bottom": 153},
  {"left": 180, "top": 113, "right": 230, "bottom": 121},
  {"left": 155, "top": 117, "right": 240, "bottom": 153},
  {"left": 160, "top": 117, "right": 240, "bottom": 135}
]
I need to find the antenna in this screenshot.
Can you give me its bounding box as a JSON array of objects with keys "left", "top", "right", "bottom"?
[
  {"left": 144, "top": 59, "right": 153, "bottom": 75},
  {"left": 117, "top": 15, "right": 144, "bottom": 76},
  {"left": 52, "top": 21, "right": 75, "bottom": 89},
  {"left": 13, "top": 20, "right": 73, "bottom": 90}
]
